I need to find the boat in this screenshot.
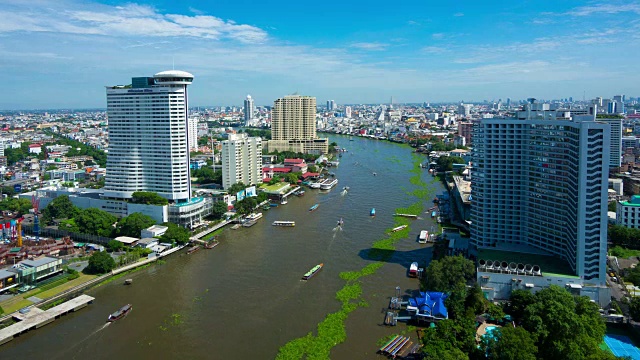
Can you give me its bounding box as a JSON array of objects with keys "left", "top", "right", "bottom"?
[
  {"left": 269, "top": 202, "right": 279, "bottom": 207},
  {"left": 320, "top": 178, "right": 338, "bottom": 190},
  {"left": 273, "top": 220, "right": 296, "bottom": 227},
  {"left": 205, "top": 241, "right": 219, "bottom": 249},
  {"left": 391, "top": 225, "right": 408, "bottom": 232},
  {"left": 309, "top": 203, "right": 319, "bottom": 212},
  {"left": 394, "top": 213, "right": 417, "bottom": 218},
  {"left": 302, "top": 263, "right": 324, "bottom": 280},
  {"left": 124, "top": 279, "right": 133, "bottom": 285},
  {"left": 187, "top": 245, "right": 201, "bottom": 254},
  {"left": 309, "top": 182, "right": 321, "bottom": 189},
  {"left": 243, "top": 212, "right": 263, "bottom": 227},
  {"left": 294, "top": 190, "right": 305, "bottom": 196},
  {"left": 107, "top": 304, "right": 132, "bottom": 322},
  {"left": 418, "top": 230, "right": 428, "bottom": 244},
  {"left": 409, "top": 262, "right": 419, "bottom": 277},
  {"left": 433, "top": 197, "right": 439, "bottom": 203},
  {"left": 370, "top": 208, "right": 376, "bottom": 217},
  {"left": 337, "top": 218, "right": 344, "bottom": 227},
  {"left": 342, "top": 186, "right": 350, "bottom": 191},
  {"left": 373, "top": 172, "right": 377, "bottom": 176},
  {"left": 262, "top": 204, "right": 271, "bottom": 211},
  {"left": 281, "top": 198, "right": 288, "bottom": 205},
  {"left": 431, "top": 211, "right": 437, "bottom": 218}
]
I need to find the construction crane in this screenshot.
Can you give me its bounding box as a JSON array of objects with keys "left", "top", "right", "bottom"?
[{"left": 32, "top": 194, "right": 41, "bottom": 242}]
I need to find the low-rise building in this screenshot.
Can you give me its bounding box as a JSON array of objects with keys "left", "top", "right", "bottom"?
[
  {"left": 13, "top": 256, "right": 63, "bottom": 285},
  {"left": 141, "top": 225, "right": 168, "bottom": 239},
  {"left": 452, "top": 176, "right": 471, "bottom": 222},
  {"left": 114, "top": 236, "right": 139, "bottom": 247},
  {"left": 617, "top": 195, "right": 640, "bottom": 228}
]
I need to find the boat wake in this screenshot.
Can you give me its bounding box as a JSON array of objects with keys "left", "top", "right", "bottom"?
[{"left": 52, "top": 323, "right": 111, "bottom": 359}]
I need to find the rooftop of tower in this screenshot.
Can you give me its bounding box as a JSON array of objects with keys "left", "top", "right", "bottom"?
[{"left": 154, "top": 70, "right": 194, "bottom": 79}]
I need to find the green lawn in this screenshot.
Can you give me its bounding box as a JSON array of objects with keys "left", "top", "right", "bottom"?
[
  {"left": 0, "top": 274, "right": 97, "bottom": 314},
  {"left": 609, "top": 246, "right": 640, "bottom": 259}
]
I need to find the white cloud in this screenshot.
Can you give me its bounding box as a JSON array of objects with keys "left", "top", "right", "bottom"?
[
  {"left": 432, "top": 33, "right": 445, "bottom": 40},
  {"left": 0, "top": 1, "right": 267, "bottom": 43},
  {"left": 567, "top": 3, "right": 640, "bottom": 16},
  {"left": 453, "top": 12, "right": 464, "bottom": 17},
  {"left": 350, "top": 42, "right": 389, "bottom": 51}
]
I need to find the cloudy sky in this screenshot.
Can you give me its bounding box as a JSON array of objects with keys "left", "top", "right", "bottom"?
[{"left": 1, "top": 0, "right": 639, "bottom": 109}]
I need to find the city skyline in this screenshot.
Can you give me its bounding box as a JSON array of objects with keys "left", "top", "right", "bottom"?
[{"left": 2, "top": 0, "right": 640, "bottom": 109}]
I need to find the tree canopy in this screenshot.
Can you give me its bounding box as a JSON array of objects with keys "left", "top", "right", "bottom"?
[
  {"left": 75, "top": 208, "right": 117, "bottom": 237},
  {"left": 131, "top": 191, "right": 169, "bottom": 206},
  {"left": 481, "top": 326, "right": 537, "bottom": 360},
  {"left": 116, "top": 212, "right": 156, "bottom": 238},
  {"left": 83, "top": 251, "right": 116, "bottom": 274},
  {"left": 159, "top": 222, "right": 191, "bottom": 245},
  {"left": 423, "top": 255, "right": 475, "bottom": 293},
  {"left": 227, "top": 182, "right": 247, "bottom": 195},
  {"left": 608, "top": 225, "right": 640, "bottom": 249},
  {"left": 209, "top": 201, "right": 228, "bottom": 220},
  {"left": 436, "top": 156, "right": 466, "bottom": 172},
  {"left": 0, "top": 197, "right": 33, "bottom": 215},
  {"left": 235, "top": 197, "right": 257, "bottom": 216},
  {"left": 41, "top": 195, "right": 79, "bottom": 224},
  {"left": 191, "top": 167, "right": 222, "bottom": 184}
]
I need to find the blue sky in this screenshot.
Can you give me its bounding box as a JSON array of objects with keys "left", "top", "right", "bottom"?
[{"left": 1, "top": 0, "right": 639, "bottom": 109}]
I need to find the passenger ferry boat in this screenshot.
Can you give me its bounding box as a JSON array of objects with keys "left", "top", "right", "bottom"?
[
  {"left": 408, "top": 262, "right": 419, "bottom": 278},
  {"left": 187, "top": 245, "right": 201, "bottom": 254},
  {"left": 309, "top": 182, "right": 321, "bottom": 189},
  {"left": 320, "top": 178, "right": 338, "bottom": 190},
  {"left": 272, "top": 221, "right": 296, "bottom": 227},
  {"left": 302, "top": 263, "right": 324, "bottom": 280},
  {"left": 309, "top": 204, "right": 319, "bottom": 212},
  {"left": 108, "top": 304, "right": 132, "bottom": 322},
  {"left": 243, "top": 212, "right": 263, "bottom": 227}
]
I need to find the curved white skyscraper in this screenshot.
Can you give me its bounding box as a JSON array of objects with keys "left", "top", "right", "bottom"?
[
  {"left": 104, "top": 70, "right": 194, "bottom": 202},
  {"left": 244, "top": 95, "right": 254, "bottom": 125}
]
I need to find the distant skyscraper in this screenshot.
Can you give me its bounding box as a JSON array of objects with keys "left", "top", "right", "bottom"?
[
  {"left": 506, "top": 98, "right": 511, "bottom": 107},
  {"left": 326, "top": 100, "right": 335, "bottom": 111},
  {"left": 188, "top": 117, "right": 198, "bottom": 151},
  {"left": 345, "top": 106, "right": 352, "bottom": 119},
  {"left": 221, "top": 133, "right": 262, "bottom": 190},
  {"left": 104, "top": 70, "right": 194, "bottom": 202},
  {"left": 472, "top": 104, "right": 609, "bottom": 284},
  {"left": 267, "top": 95, "right": 328, "bottom": 154},
  {"left": 244, "top": 95, "right": 255, "bottom": 125}
]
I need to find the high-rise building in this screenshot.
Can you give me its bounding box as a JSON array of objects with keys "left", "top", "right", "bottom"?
[
  {"left": 458, "top": 103, "right": 472, "bottom": 117},
  {"left": 266, "top": 95, "right": 328, "bottom": 154},
  {"left": 244, "top": 95, "right": 255, "bottom": 125},
  {"left": 457, "top": 122, "right": 473, "bottom": 145},
  {"left": 596, "top": 117, "right": 622, "bottom": 169},
  {"left": 471, "top": 103, "right": 610, "bottom": 304},
  {"left": 221, "top": 133, "right": 263, "bottom": 190},
  {"left": 345, "top": 106, "right": 352, "bottom": 119},
  {"left": 326, "top": 100, "right": 335, "bottom": 111},
  {"left": 188, "top": 117, "right": 199, "bottom": 151}
]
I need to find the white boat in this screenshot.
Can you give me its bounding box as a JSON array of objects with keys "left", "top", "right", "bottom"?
[
  {"left": 243, "top": 213, "right": 263, "bottom": 227},
  {"left": 391, "top": 225, "right": 408, "bottom": 232},
  {"left": 273, "top": 221, "right": 295, "bottom": 227},
  {"left": 409, "top": 262, "right": 419, "bottom": 277},
  {"left": 418, "top": 230, "right": 428, "bottom": 244},
  {"left": 320, "top": 178, "right": 338, "bottom": 190},
  {"left": 309, "top": 182, "right": 321, "bottom": 189},
  {"left": 281, "top": 198, "right": 288, "bottom": 205}
]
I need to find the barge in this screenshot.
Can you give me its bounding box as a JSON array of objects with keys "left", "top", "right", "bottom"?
[
  {"left": 302, "top": 263, "right": 324, "bottom": 280},
  {"left": 273, "top": 221, "right": 296, "bottom": 227}
]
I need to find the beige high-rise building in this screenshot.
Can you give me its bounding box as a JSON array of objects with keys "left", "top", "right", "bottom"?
[{"left": 267, "top": 95, "right": 328, "bottom": 154}]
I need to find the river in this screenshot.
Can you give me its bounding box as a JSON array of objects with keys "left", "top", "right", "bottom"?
[{"left": 0, "top": 135, "right": 445, "bottom": 359}]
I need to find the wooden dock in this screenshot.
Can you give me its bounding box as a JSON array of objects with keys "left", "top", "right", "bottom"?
[{"left": 0, "top": 294, "right": 95, "bottom": 346}]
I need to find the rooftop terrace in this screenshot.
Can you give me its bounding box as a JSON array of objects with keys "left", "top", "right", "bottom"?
[{"left": 478, "top": 248, "right": 577, "bottom": 278}]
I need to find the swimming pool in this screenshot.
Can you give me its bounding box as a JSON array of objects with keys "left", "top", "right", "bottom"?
[
  {"left": 484, "top": 326, "right": 499, "bottom": 340},
  {"left": 604, "top": 334, "right": 640, "bottom": 359}
]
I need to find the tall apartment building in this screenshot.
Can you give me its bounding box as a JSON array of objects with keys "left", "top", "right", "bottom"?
[
  {"left": 244, "top": 95, "right": 254, "bottom": 125},
  {"left": 188, "top": 117, "right": 199, "bottom": 151},
  {"left": 104, "top": 70, "right": 195, "bottom": 202},
  {"left": 457, "top": 122, "right": 473, "bottom": 145},
  {"left": 596, "top": 118, "right": 622, "bottom": 169},
  {"left": 471, "top": 104, "right": 610, "bottom": 304},
  {"left": 266, "top": 95, "right": 328, "bottom": 154},
  {"left": 326, "top": 100, "right": 335, "bottom": 111},
  {"left": 221, "top": 133, "right": 263, "bottom": 190}
]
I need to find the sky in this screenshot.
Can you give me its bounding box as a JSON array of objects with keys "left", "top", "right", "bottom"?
[{"left": 1, "top": 0, "right": 639, "bottom": 109}]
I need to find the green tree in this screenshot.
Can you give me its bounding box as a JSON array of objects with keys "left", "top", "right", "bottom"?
[
  {"left": 116, "top": 212, "right": 156, "bottom": 237},
  {"left": 465, "top": 283, "right": 487, "bottom": 315},
  {"left": 209, "top": 201, "right": 228, "bottom": 220},
  {"left": 505, "top": 289, "right": 536, "bottom": 323},
  {"left": 285, "top": 172, "right": 301, "bottom": 184},
  {"left": 58, "top": 218, "right": 80, "bottom": 233},
  {"left": 482, "top": 326, "right": 537, "bottom": 360},
  {"left": 608, "top": 201, "right": 617, "bottom": 212},
  {"left": 486, "top": 302, "right": 505, "bottom": 321},
  {"left": 630, "top": 297, "right": 640, "bottom": 322},
  {"left": 0, "top": 197, "right": 33, "bottom": 215},
  {"left": 423, "top": 255, "right": 475, "bottom": 293},
  {"left": 83, "top": 251, "right": 116, "bottom": 274},
  {"left": 521, "top": 286, "right": 606, "bottom": 360},
  {"left": 227, "top": 182, "right": 247, "bottom": 195},
  {"left": 130, "top": 191, "right": 169, "bottom": 206},
  {"left": 75, "top": 208, "right": 117, "bottom": 237},
  {"left": 41, "top": 195, "right": 80, "bottom": 224},
  {"left": 235, "top": 197, "right": 257, "bottom": 216},
  {"left": 106, "top": 239, "right": 124, "bottom": 252},
  {"left": 159, "top": 222, "right": 191, "bottom": 245},
  {"left": 436, "top": 156, "right": 466, "bottom": 172}
]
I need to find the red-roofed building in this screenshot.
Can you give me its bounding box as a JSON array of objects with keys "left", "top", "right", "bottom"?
[
  {"left": 28, "top": 144, "right": 42, "bottom": 154},
  {"left": 262, "top": 166, "right": 292, "bottom": 179},
  {"left": 300, "top": 172, "right": 319, "bottom": 179},
  {"left": 283, "top": 158, "right": 308, "bottom": 173}
]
